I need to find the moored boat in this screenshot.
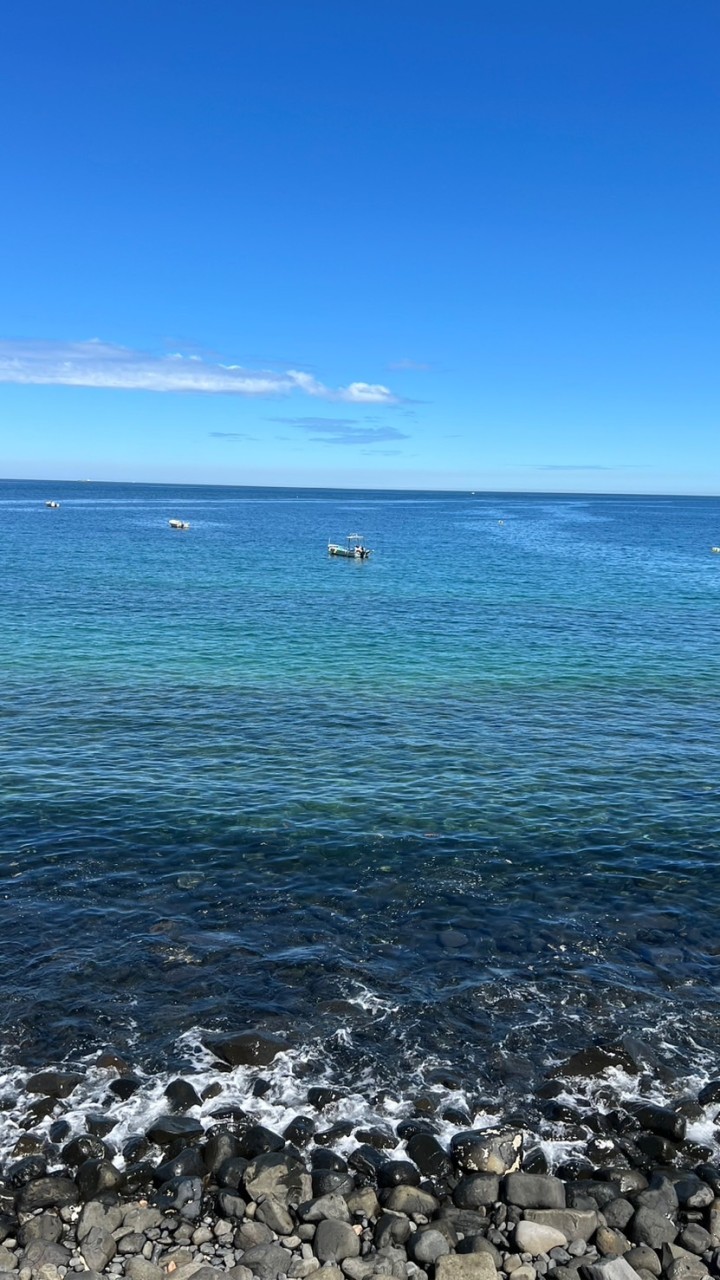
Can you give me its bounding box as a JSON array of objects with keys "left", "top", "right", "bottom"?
[
  {"left": 328, "top": 533, "right": 371, "bottom": 559},
  {"left": 45, "top": 500, "right": 60, "bottom": 508},
  {"left": 169, "top": 519, "right": 190, "bottom": 530}
]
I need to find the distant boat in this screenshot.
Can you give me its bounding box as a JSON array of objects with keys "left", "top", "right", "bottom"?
[
  {"left": 712, "top": 547, "right": 720, "bottom": 554},
  {"left": 45, "top": 501, "right": 60, "bottom": 508},
  {"left": 328, "top": 533, "right": 371, "bottom": 559},
  {"left": 169, "top": 519, "right": 190, "bottom": 530}
]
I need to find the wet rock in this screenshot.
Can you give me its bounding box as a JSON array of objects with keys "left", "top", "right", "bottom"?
[
  {"left": 217, "top": 1156, "right": 249, "bottom": 1189},
  {"left": 16, "top": 1176, "right": 79, "bottom": 1212},
  {"left": 85, "top": 1111, "right": 116, "bottom": 1137},
  {"left": 307, "top": 1086, "right": 344, "bottom": 1110},
  {"left": 203, "top": 1030, "right": 290, "bottom": 1068},
  {"left": 630, "top": 1105, "right": 686, "bottom": 1144},
  {"left": 407, "top": 1132, "right": 453, "bottom": 1181},
  {"left": 216, "top": 1188, "right": 247, "bottom": 1220},
  {"left": 164, "top": 1078, "right": 203, "bottom": 1111},
  {"left": 698, "top": 1082, "right": 720, "bottom": 1106},
  {"left": 108, "top": 1072, "right": 143, "bottom": 1100},
  {"left": 672, "top": 1174, "right": 715, "bottom": 1209},
  {"left": 452, "top": 1174, "right": 500, "bottom": 1208},
  {"left": 551, "top": 1046, "right": 639, "bottom": 1079},
  {"left": 636, "top": 1134, "right": 678, "bottom": 1165},
  {"left": 61, "top": 1134, "right": 109, "bottom": 1166},
  {"left": 355, "top": 1125, "right": 396, "bottom": 1149},
  {"left": 25, "top": 1070, "right": 84, "bottom": 1098},
  {"left": 155, "top": 1146, "right": 206, "bottom": 1183},
  {"left": 436, "top": 1255, "right": 498, "bottom": 1280},
  {"left": 515, "top": 1221, "right": 568, "bottom": 1254},
  {"left": 314, "top": 1218, "right": 361, "bottom": 1263},
  {"left": 378, "top": 1160, "right": 420, "bottom": 1188},
  {"left": 153, "top": 1174, "right": 204, "bottom": 1219},
  {"left": 284, "top": 1116, "right": 316, "bottom": 1146},
  {"left": 311, "top": 1170, "right": 354, "bottom": 1198},
  {"left": 76, "top": 1156, "right": 124, "bottom": 1199},
  {"left": 7, "top": 1155, "right": 46, "bottom": 1187},
  {"left": 439, "top": 929, "right": 469, "bottom": 948},
  {"left": 348, "top": 1143, "right": 386, "bottom": 1179},
  {"left": 204, "top": 1128, "right": 243, "bottom": 1173},
  {"left": 450, "top": 1129, "right": 523, "bottom": 1175},
  {"left": 240, "top": 1242, "right": 293, "bottom": 1279},
  {"left": 505, "top": 1175, "right": 566, "bottom": 1209},
  {"left": 236, "top": 1124, "right": 285, "bottom": 1159},
  {"left": 145, "top": 1114, "right": 204, "bottom": 1146}
]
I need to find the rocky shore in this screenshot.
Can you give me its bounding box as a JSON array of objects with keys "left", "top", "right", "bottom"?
[{"left": 1, "top": 1036, "right": 719, "bottom": 1280}]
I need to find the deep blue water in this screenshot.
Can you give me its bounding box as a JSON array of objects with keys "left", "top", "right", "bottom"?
[{"left": 2, "top": 479, "right": 720, "bottom": 1113}]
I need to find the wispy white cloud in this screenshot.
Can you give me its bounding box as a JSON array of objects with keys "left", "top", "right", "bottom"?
[
  {"left": 387, "top": 358, "right": 433, "bottom": 372},
  {"left": 267, "top": 414, "right": 409, "bottom": 446},
  {"left": 0, "top": 339, "right": 398, "bottom": 405}
]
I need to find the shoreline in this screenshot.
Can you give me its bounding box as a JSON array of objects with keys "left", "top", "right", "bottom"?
[{"left": 0, "top": 1035, "right": 718, "bottom": 1279}]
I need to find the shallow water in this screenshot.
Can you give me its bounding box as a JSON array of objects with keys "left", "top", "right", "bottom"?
[{"left": 2, "top": 479, "right": 720, "bottom": 1120}]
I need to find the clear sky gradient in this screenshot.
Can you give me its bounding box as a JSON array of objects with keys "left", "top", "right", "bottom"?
[{"left": 1, "top": 1, "right": 718, "bottom": 492}]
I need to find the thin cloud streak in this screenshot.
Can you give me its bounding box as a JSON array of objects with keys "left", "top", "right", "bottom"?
[{"left": 0, "top": 339, "right": 398, "bottom": 405}]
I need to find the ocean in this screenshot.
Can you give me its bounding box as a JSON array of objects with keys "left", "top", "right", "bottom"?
[{"left": 2, "top": 478, "right": 720, "bottom": 1158}]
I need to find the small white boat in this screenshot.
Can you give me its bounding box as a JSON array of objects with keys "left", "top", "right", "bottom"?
[
  {"left": 712, "top": 547, "right": 720, "bottom": 554},
  {"left": 328, "top": 533, "right": 372, "bottom": 559},
  {"left": 45, "top": 500, "right": 60, "bottom": 508},
  {"left": 169, "top": 519, "right": 190, "bottom": 530}
]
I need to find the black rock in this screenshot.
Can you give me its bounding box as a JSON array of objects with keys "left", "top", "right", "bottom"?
[
  {"left": 443, "top": 1107, "right": 472, "bottom": 1127},
  {"left": 203, "top": 1029, "right": 290, "bottom": 1067},
  {"left": 48, "top": 1120, "right": 71, "bottom": 1143},
  {"left": 543, "top": 1100, "right": 585, "bottom": 1125},
  {"left": 216, "top": 1156, "right": 249, "bottom": 1189},
  {"left": 26, "top": 1069, "right": 84, "bottom": 1098},
  {"left": 629, "top": 1205, "right": 678, "bottom": 1248},
  {"left": 85, "top": 1112, "right": 117, "bottom": 1137},
  {"left": 396, "top": 1118, "right": 438, "bottom": 1141},
  {"left": 216, "top": 1187, "right": 247, "bottom": 1219},
  {"left": 452, "top": 1173, "right": 500, "bottom": 1208},
  {"left": 146, "top": 1115, "right": 204, "bottom": 1146},
  {"left": 407, "top": 1132, "right": 452, "bottom": 1181},
  {"left": 524, "top": 1148, "right": 551, "bottom": 1175},
  {"left": 204, "top": 1129, "right": 243, "bottom": 1174},
  {"left": 62, "top": 1135, "right": 109, "bottom": 1166},
  {"left": 355, "top": 1125, "right": 396, "bottom": 1149},
  {"left": 154, "top": 1146, "right": 206, "bottom": 1183},
  {"left": 207, "top": 1105, "right": 250, "bottom": 1132},
  {"left": 16, "top": 1175, "right": 79, "bottom": 1212},
  {"left": 311, "top": 1148, "right": 348, "bottom": 1171},
  {"left": 348, "top": 1143, "right": 387, "bottom": 1179},
  {"left": 123, "top": 1134, "right": 151, "bottom": 1162},
  {"left": 693, "top": 1162, "right": 720, "bottom": 1194},
  {"left": 0, "top": 1213, "right": 17, "bottom": 1244},
  {"left": 76, "top": 1157, "right": 124, "bottom": 1199},
  {"left": 550, "top": 1045, "right": 639, "bottom": 1079},
  {"left": 283, "top": 1115, "right": 316, "bottom": 1146},
  {"left": 253, "top": 1077, "right": 272, "bottom": 1097},
  {"left": 377, "top": 1159, "right": 421, "bottom": 1188},
  {"left": 108, "top": 1073, "right": 143, "bottom": 1100},
  {"left": 164, "top": 1078, "right": 203, "bottom": 1112},
  {"left": 307, "top": 1085, "right": 345, "bottom": 1109},
  {"left": 123, "top": 1161, "right": 157, "bottom": 1195},
  {"left": 235, "top": 1124, "right": 285, "bottom": 1159},
  {"left": 635, "top": 1132, "right": 678, "bottom": 1165},
  {"left": 556, "top": 1158, "right": 595, "bottom": 1181},
  {"left": 153, "top": 1174, "right": 204, "bottom": 1220},
  {"left": 698, "top": 1080, "right": 720, "bottom": 1106},
  {"left": 7, "top": 1154, "right": 46, "bottom": 1187},
  {"left": 314, "top": 1122, "right": 353, "bottom": 1145},
  {"left": 631, "top": 1103, "right": 686, "bottom": 1143},
  {"left": 312, "top": 1169, "right": 355, "bottom": 1198}
]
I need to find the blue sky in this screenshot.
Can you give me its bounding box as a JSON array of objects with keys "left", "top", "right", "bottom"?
[{"left": 1, "top": 1, "right": 718, "bottom": 492}]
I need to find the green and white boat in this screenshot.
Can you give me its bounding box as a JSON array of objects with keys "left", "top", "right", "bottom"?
[{"left": 328, "top": 533, "right": 372, "bottom": 559}]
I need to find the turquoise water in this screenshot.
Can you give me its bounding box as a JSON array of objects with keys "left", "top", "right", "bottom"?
[{"left": 2, "top": 479, "right": 720, "bottom": 1105}]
